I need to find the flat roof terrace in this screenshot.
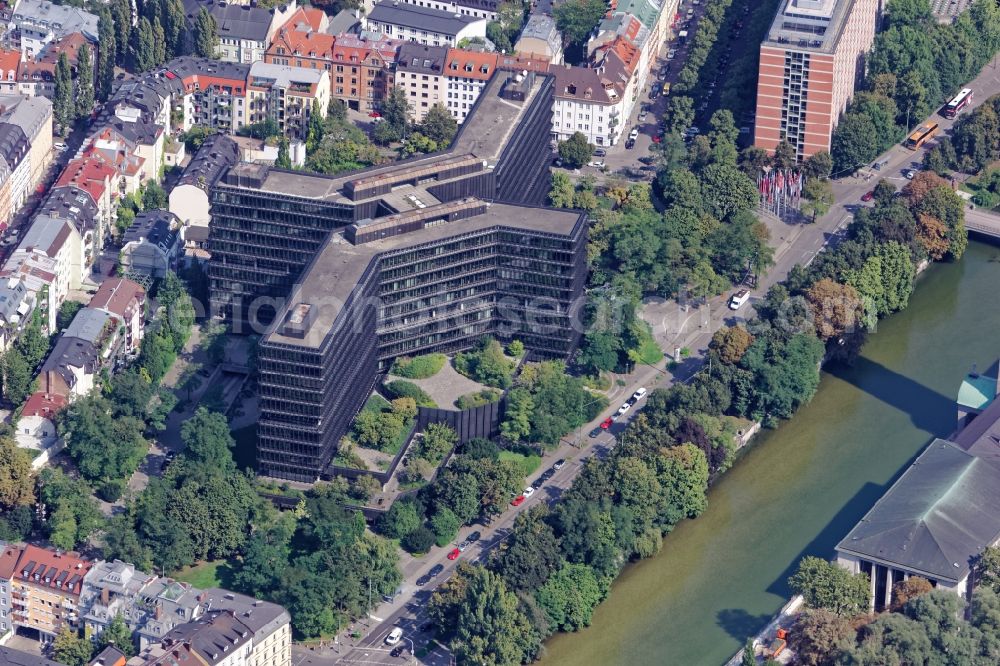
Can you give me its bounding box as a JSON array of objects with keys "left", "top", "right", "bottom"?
[
  {"left": 762, "top": 0, "right": 852, "bottom": 54},
  {"left": 264, "top": 201, "right": 584, "bottom": 348}
]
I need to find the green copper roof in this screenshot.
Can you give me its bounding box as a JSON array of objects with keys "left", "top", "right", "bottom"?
[{"left": 958, "top": 373, "right": 996, "bottom": 410}]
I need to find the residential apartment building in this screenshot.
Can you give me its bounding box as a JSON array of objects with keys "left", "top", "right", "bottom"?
[
  {"left": 0, "top": 48, "right": 19, "bottom": 95},
  {"left": 364, "top": 1, "right": 488, "bottom": 47},
  {"left": 53, "top": 154, "right": 118, "bottom": 254},
  {"left": 514, "top": 13, "right": 563, "bottom": 64},
  {"left": 247, "top": 62, "right": 330, "bottom": 139},
  {"left": 15, "top": 390, "right": 64, "bottom": 451},
  {"left": 443, "top": 48, "right": 497, "bottom": 122},
  {"left": 9, "top": 0, "right": 98, "bottom": 58},
  {"left": 396, "top": 0, "right": 499, "bottom": 21},
  {"left": 551, "top": 64, "right": 628, "bottom": 146},
  {"left": 0, "top": 95, "right": 52, "bottom": 226},
  {"left": 0, "top": 543, "right": 20, "bottom": 641},
  {"left": 394, "top": 42, "right": 447, "bottom": 122},
  {"left": 199, "top": 589, "right": 291, "bottom": 666},
  {"left": 169, "top": 134, "right": 240, "bottom": 231},
  {"left": 182, "top": 0, "right": 298, "bottom": 65},
  {"left": 10, "top": 545, "right": 92, "bottom": 642},
  {"left": 209, "top": 73, "right": 569, "bottom": 481},
  {"left": 754, "top": 0, "right": 880, "bottom": 159},
  {"left": 120, "top": 210, "right": 181, "bottom": 279},
  {"left": 88, "top": 277, "right": 146, "bottom": 354},
  {"left": 17, "top": 33, "right": 92, "bottom": 99},
  {"left": 5, "top": 214, "right": 83, "bottom": 319},
  {"left": 170, "top": 58, "right": 251, "bottom": 135},
  {"left": 0, "top": 646, "right": 64, "bottom": 666}
]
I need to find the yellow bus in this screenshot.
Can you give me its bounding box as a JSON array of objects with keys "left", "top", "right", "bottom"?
[{"left": 904, "top": 122, "right": 939, "bottom": 150}]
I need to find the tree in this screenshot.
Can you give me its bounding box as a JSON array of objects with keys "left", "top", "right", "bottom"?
[
  {"left": 553, "top": 0, "right": 606, "bottom": 50},
  {"left": 771, "top": 140, "right": 797, "bottom": 169},
  {"left": 75, "top": 44, "right": 94, "bottom": 120},
  {"left": 402, "top": 525, "right": 436, "bottom": 553},
  {"left": 417, "top": 423, "right": 457, "bottom": 463},
  {"left": 38, "top": 468, "right": 102, "bottom": 550},
  {"left": 741, "top": 638, "right": 757, "bottom": 666},
  {"left": 891, "top": 576, "right": 932, "bottom": 610},
  {"left": 52, "top": 627, "right": 93, "bottom": 666},
  {"left": 163, "top": 0, "right": 186, "bottom": 57},
  {"left": 431, "top": 507, "right": 461, "bottom": 546},
  {"left": 976, "top": 546, "right": 1000, "bottom": 593},
  {"left": 548, "top": 171, "right": 576, "bottom": 207},
  {"left": 60, "top": 394, "right": 147, "bottom": 498},
  {"left": 306, "top": 99, "right": 325, "bottom": 152},
  {"left": 111, "top": 0, "right": 133, "bottom": 66},
  {"left": 558, "top": 132, "right": 593, "bottom": 169},
  {"left": 152, "top": 18, "right": 167, "bottom": 67},
  {"left": 801, "top": 178, "right": 834, "bottom": 221},
  {"left": 53, "top": 51, "right": 74, "bottom": 130},
  {"left": 276, "top": 136, "right": 292, "bottom": 169},
  {"left": 700, "top": 164, "right": 758, "bottom": 219},
  {"left": 96, "top": 11, "right": 115, "bottom": 102},
  {"left": 381, "top": 87, "right": 411, "bottom": 139},
  {"left": 0, "top": 435, "right": 34, "bottom": 509},
  {"left": 802, "top": 151, "right": 833, "bottom": 179},
  {"left": 98, "top": 613, "right": 136, "bottom": 657},
  {"left": 378, "top": 499, "right": 422, "bottom": 540},
  {"left": 181, "top": 407, "right": 236, "bottom": 470},
  {"left": 789, "top": 556, "right": 870, "bottom": 616},
  {"left": 535, "top": 562, "right": 603, "bottom": 632},
  {"left": 490, "top": 507, "right": 561, "bottom": 592},
  {"left": 710, "top": 326, "right": 754, "bottom": 365},
  {"left": 1, "top": 348, "right": 34, "bottom": 406},
  {"left": 787, "top": 609, "right": 853, "bottom": 666},
  {"left": 132, "top": 17, "right": 157, "bottom": 72},
  {"left": 831, "top": 112, "right": 880, "bottom": 174},
  {"left": 430, "top": 565, "right": 539, "bottom": 665},
  {"left": 420, "top": 103, "right": 458, "bottom": 146},
  {"left": 805, "top": 279, "right": 863, "bottom": 341}
]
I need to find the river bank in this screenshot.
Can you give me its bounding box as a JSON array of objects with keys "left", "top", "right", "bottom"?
[{"left": 540, "top": 240, "right": 1000, "bottom": 665}]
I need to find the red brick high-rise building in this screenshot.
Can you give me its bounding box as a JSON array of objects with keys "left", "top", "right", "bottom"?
[{"left": 754, "top": 0, "right": 880, "bottom": 160}]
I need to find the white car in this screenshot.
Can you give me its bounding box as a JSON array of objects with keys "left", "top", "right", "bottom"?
[
  {"left": 728, "top": 289, "right": 751, "bottom": 310},
  {"left": 638, "top": 111, "right": 648, "bottom": 122},
  {"left": 616, "top": 402, "right": 631, "bottom": 416},
  {"left": 54, "top": 142, "right": 67, "bottom": 151},
  {"left": 523, "top": 486, "right": 535, "bottom": 498},
  {"left": 588, "top": 160, "right": 605, "bottom": 168},
  {"left": 667, "top": 50, "right": 677, "bottom": 59},
  {"left": 903, "top": 169, "right": 917, "bottom": 180},
  {"left": 386, "top": 628, "right": 403, "bottom": 645},
  {"left": 631, "top": 387, "right": 647, "bottom": 402},
  {"left": 629, "top": 128, "right": 639, "bottom": 141}
]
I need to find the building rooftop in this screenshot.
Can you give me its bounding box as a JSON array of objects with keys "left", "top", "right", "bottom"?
[
  {"left": 38, "top": 185, "right": 101, "bottom": 233},
  {"left": 0, "top": 95, "right": 52, "bottom": 141},
  {"left": 0, "top": 646, "right": 64, "bottom": 666},
  {"left": 515, "top": 13, "right": 561, "bottom": 57},
  {"left": 162, "top": 610, "right": 254, "bottom": 666},
  {"left": 177, "top": 135, "right": 239, "bottom": 192},
  {"left": 89, "top": 277, "right": 145, "bottom": 318},
  {"left": 248, "top": 60, "right": 326, "bottom": 90},
  {"left": 367, "top": 1, "right": 484, "bottom": 36},
  {"left": 954, "top": 392, "right": 1000, "bottom": 464},
  {"left": 265, "top": 200, "right": 584, "bottom": 348},
  {"left": 0, "top": 542, "right": 23, "bottom": 580},
  {"left": 198, "top": 588, "right": 290, "bottom": 637},
  {"left": 763, "top": 0, "right": 855, "bottom": 53},
  {"left": 444, "top": 48, "right": 497, "bottom": 81},
  {"left": 837, "top": 438, "right": 1000, "bottom": 583},
  {"left": 451, "top": 70, "right": 544, "bottom": 160},
  {"left": 12, "top": 0, "right": 99, "bottom": 41},
  {"left": 169, "top": 57, "right": 250, "bottom": 87},
  {"left": 958, "top": 365, "right": 998, "bottom": 411},
  {"left": 21, "top": 391, "right": 67, "bottom": 420},
  {"left": 396, "top": 42, "right": 447, "bottom": 75},
  {"left": 183, "top": 0, "right": 279, "bottom": 42},
  {"left": 16, "top": 214, "right": 73, "bottom": 258},
  {"left": 64, "top": 307, "right": 114, "bottom": 346},
  {"left": 15, "top": 543, "right": 92, "bottom": 595}
]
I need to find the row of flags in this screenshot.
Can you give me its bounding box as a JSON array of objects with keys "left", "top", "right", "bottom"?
[{"left": 757, "top": 168, "right": 804, "bottom": 204}]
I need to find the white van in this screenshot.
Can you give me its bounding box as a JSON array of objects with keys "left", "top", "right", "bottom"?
[
  {"left": 728, "top": 290, "right": 750, "bottom": 310},
  {"left": 385, "top": 628, "right": 403, "bottom": 645}
]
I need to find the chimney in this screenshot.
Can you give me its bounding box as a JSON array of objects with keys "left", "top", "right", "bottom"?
[{"left": 101, "top": 587, "right": 110, "bottom": 605}]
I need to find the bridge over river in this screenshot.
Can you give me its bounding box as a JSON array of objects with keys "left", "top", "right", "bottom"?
[{"left": 966, "top": 207, "right": 1000, "bottom": 238}]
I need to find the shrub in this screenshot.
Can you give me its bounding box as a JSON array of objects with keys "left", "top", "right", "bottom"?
[
  {"left": 391, "top": 353, "right": 446, "bottom": 379},
  {"left": 454, "top": 388, "right": 502, "bottom": 410},
  {"left": 384, "top": 380, "right": 437, "bottom": 408},
  {"left": 453, "top": 338, "right": 515, "bottom": 388},
  {"left": 402, "top": 526, "right": 436, "bottom": 554}
]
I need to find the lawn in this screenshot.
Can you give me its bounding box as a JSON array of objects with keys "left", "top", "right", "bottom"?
[
  {"left": 362, "top": 394, "right": 392, "bottom": 413},
  {"left": 173, "top": 559, "right": 237, "bottom": 589},
  {"left": 231, "top": 425, "right": 257, "bottom": 472},
  {"left": 636, "top": 338, "right": 664, "bottom": 366},
  {"left": 499, "top": 450, "right": 543, "bottom": 479},
  {"left": 391, "top": 353, "right": 446, "bottom": 379}
]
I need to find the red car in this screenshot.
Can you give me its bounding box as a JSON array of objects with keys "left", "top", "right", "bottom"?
[
  {"left": 652, "top": 135, "right": 662, "bottom": 144},
  {"left": 600, "top": 417, "right": 614, "bottom": 429},
  {"left": 861, "top": 191, "right": 874, "bottom": 202},
  {"left": 369, "top": 111, "right": 382, "bottom": 118},
  {"left": 447, "top": 548, "right": 461, "bottom": 560},
  {"left": 510, "top": 495, "right": 526, "bottom": 507}
]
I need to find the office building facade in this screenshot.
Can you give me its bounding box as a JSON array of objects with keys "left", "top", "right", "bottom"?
[{"left": 754, "top": 0, "right": 879, "bottom": 159}]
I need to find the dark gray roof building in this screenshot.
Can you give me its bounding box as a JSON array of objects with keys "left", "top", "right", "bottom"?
[
  {"left": 184, "top": 0, "right": 274, "bottom": 41},
  {"left": 0, "top": 646, "right": 63, "bottom": 666},
  {"left": 177, "top": 135, "right": 240, "bottom": 192},
  {"left": 396, "top": 42, "right": 448, "bottom": 74},
  {"left": 837, "top": 438, "right": 1000, "bottom": 601},
  {"left": 367, "top": 1, "right": 483, "bottom": 36},
  {"left": 162, "top": 610, "right": 254, "bottom": 666}
]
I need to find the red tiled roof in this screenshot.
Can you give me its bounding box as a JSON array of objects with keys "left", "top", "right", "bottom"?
[
  {"left": 0, "top": 543, "right": 22, "bottom": 580},
  {"left": 0, "top": 48, "right": 20, "bottom": 82},
  {"left": 608, "top": 36, "right": 640, "bottom": 74},
  {"left": 15, "top": 544, "right": 91, "bottom": 596},
  {"left": 20, "top": 33, "right": 90, "bottom": 81},
  {"left": 281, "top": 6, "right": 326, "bottom": 33},
  {"left": 444, "top": 49, "right": 498, "bottom": 82},
  {"left": 269, "top": 29, "right": 336, "bottom": 60},
  {"left": 22, "top": 391, "right": 67, "bottom": 419},
  {"left": 88, "top": 277, "right": 145, "bottom": 318},
  {"left": 56, "top": 156, "right": 116, "bottom": 203}
]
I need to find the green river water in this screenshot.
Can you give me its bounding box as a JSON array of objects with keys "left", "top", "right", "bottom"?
[{"left": 541, "top": 240, "right": 1000, "bottom": 666}]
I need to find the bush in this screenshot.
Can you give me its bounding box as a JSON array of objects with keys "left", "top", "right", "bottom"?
[
  {"left": 391, "top": 354, "right": 446, "bottom": 379},
  {"left": 431, "top": 507, "right": 461, "bottom": 547},
  {"left": 97, "top": 478, "right": 127, "bottom": 502},
  {"left": 402, "top": 526, "right": 436, "bottom": 554},
  {"left": 384, "top": 381, "right": 437, "bottom": 408},
  {"left": 462, "top": 438, "right": 500, "bottom": 460},
  {"left": 453, "top": 338, "right": 515, "bottom": 388},
  {"left": 455, "top": 388, "right": 502, "bottom": 410}
]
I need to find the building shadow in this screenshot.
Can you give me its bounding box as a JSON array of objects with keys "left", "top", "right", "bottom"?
[{"left": 825, "top": 355, "right": 955, "bottom": 436}]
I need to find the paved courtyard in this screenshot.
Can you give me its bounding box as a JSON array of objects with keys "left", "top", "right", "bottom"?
[{"left": 387, "top": 361, "right": 490, "bottom": 409}]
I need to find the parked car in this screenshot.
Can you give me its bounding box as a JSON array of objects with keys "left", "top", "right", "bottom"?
[
  {"left": 588, "top": 160, "right": 605, "bottom": 168},
  {"left": 553, "top": 459, "right": 566, "bottom": 470},
  {"left": 632, "top": 387, "right": 648, "bottom": 401},
  {"left": 625, "top": 138, "right": 636, "bottom": 149},
  {"left": 589, "top": 426, "right": 603, "bottom": 438},
  {"left": 523, "top": 486, "right": 535, "bottom": 498},
  {"left": 638, "top": 111, "right": 648, "bottom": 122},
  {"left": 616, "top": 402, "right": 631, "bottom": 416},
  {"left": 601, "top": 417, "right": 614, "bottom": 429},
  {"left": 903, "top": 169, "right": 916, "bottom": 180},
  {"left": 447, "top": 548, "right": 461, "bottom": 561},
  {"left": 667, "top": 49, "right": 677, "bottom": 59},
  {"left": 728, "top": 289, "right": 751, "bottom": 310},
  {"left": 861, "top": 190, "right": 874, "bottom": 202},
  {"left": 386, "top": 628, "right": 403, "bottom": 645},
  {"left": 638, "top": 156, "right": 656, "bottom": 165},
  {"left": 510, "top": 495, "right": 526, "bottom": 507},
  {"left": 382, "top": 586, "right": 404, "bottom": 603},
  {"left": 466, "top": 530, "right": 481, "bottom": 543},
  {"left": 531, "top": 477, "right": 545, "bottom": 489},
  {"left": 594, "top": 148, "right": 607, "bottom": 157},
  {"left": 391, "top": 646, "right": 405, "bottom": 658},
  {"left": 629, "top": 127, "right": 640, "bottom": 140}
]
